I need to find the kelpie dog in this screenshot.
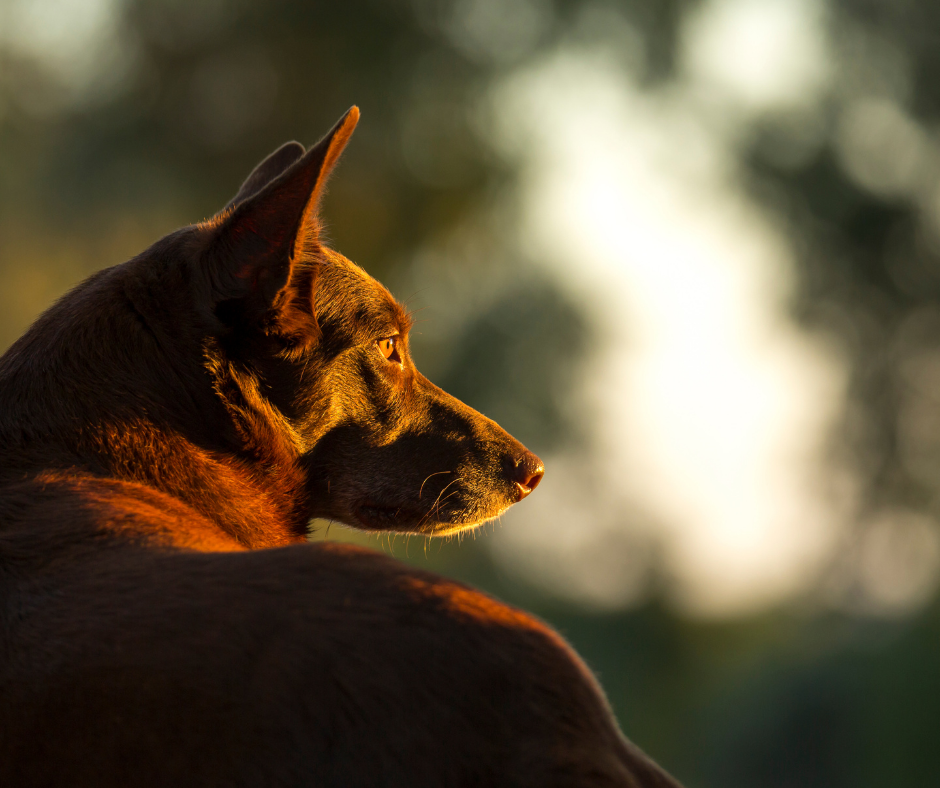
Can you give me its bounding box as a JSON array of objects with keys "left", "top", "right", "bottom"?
[{"left": 0, "top": 108, "right": 681, "bottom": 787}]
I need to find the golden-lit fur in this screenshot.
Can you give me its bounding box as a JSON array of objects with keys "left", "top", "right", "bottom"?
[{"left": 0, "top": 108, "right": 681, "bottom": 787}]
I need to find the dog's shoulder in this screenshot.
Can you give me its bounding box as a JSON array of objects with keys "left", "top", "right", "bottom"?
[
  {"left": 1, "top": 539, "right": 646, "bottom": 786},
  {"left": 0, "top": 472, "right": 245, "bottom": 557}
]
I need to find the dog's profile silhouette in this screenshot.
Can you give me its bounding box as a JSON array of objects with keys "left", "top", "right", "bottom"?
[{"left": 0, "top": 107, "right": 681, "bottom": 787}]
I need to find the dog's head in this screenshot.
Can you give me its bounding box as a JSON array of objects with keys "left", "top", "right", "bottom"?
[{"left": 183, "top": 107, "right": 542, "bottom": 535}]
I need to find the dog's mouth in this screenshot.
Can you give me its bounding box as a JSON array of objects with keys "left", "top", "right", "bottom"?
[
  {"left": 353, "top": 499, "right": 512, "bottom": 535},
  {"left": 355, "top": 504, "right": 416, "bottom": 531},
  {"left": 317, "top": 452, "right": 544, "bottom": 536}
]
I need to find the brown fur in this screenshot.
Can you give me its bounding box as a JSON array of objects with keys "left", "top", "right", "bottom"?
[{"left": 0, "top": 107, "right": 682, "bottom": 787}]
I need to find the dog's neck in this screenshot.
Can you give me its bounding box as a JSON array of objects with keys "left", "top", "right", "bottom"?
[{"left": 0, "top": 262, "right": 310, "bottom": 549}]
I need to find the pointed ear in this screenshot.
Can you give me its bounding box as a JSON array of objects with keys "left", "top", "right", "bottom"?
[
  {"left": 225, "top": 141, "right": 306, "bottom": 210},
  {"left": 206, "top": 106, "right": 360, "bottom": 323}
]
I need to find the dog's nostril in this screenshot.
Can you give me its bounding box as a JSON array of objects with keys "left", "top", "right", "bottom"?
[
  {"left": 512, "top": 451, "right": 544, "bottom": 501},
  {"left": 524, "top": 469, "right": 543, "bottom": 490}
]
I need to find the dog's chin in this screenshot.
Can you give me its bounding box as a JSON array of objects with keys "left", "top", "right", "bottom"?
[{"left": 350, "top": 500, "right": 512, "bottom": 535}]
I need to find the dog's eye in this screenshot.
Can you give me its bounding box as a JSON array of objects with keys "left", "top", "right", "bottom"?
[{"left": 377, "top": 336, "right": 401, "bottom": 363}]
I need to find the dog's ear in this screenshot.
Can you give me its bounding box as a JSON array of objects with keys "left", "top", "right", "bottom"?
[
  {"left": 205, "top": 106, "right": 359, "bottom": 325},
  {"left": 225, "top": 141, "right": 306, "bottom": 210}
]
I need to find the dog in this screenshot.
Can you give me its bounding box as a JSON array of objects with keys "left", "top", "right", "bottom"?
[{"left": 0, "top": 107, "right": 682, "bottom": 787}]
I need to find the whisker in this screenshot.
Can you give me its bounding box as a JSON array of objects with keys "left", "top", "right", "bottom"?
[
  {"left": 402, "top": 290, "right": 431, "bottom": 310},
  {"left": 418, "top": 471, "right": 451, "bottom": 500},
  {"left": 416, "top": 477, "right": 460, "bottom": 529}
]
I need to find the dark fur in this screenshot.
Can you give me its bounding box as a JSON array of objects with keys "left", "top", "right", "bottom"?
[{"left": 0, "top": 108, "right": 682, "bottom": 787}]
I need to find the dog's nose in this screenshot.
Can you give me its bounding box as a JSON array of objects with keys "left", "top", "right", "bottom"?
[{"left": 510, "top": 451, "right": 544, "bottom": 501}]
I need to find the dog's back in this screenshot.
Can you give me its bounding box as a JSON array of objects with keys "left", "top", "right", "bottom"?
[{"left": 0, "top": 108, "right": 681, "bottom": 787}]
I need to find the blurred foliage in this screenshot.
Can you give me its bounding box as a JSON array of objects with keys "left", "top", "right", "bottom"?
[
  {"left": 7, "top": 0, "right": 940, "bottom": 786},
  {"left": 746, "top": 1, "right": 940, "bottom": 518}
]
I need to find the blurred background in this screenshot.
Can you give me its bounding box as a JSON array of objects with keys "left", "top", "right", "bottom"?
[{"left": 3, "top": 0, "right": 940, "bottom": 783}]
